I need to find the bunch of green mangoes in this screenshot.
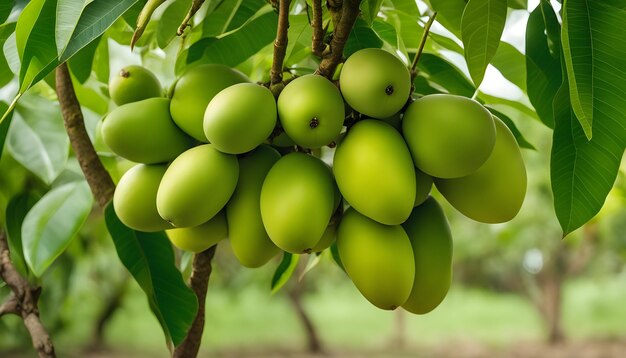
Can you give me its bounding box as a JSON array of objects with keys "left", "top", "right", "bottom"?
[{"left": 104, "top": 47, "right": 526, "bottom": 314}]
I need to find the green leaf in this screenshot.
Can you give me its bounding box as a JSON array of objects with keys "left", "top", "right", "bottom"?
[
  {"left": 105, "top": 204, "right": 198, "bottom": 348},
  {"left": 417, "top": 53, "right": 475, "bottom": 97},
  {"left": 491, "top": 42, "right": 526, "bottom": 92},
  {"left": 478, "top": 91, "right": 539, "bottom": 122},
  {"left": 0, "top": 23, "right": 15, "bottom": 88},
  {"left": 461, "top": 0, "right": 507, "bottom": 87},
  {"left": 0, "top": 0, "right": 14, "bottom": 24},
  {"left": 360, "top": 0, "right": 384, "bottom": 25},
  {"left": 541, "top": 0, "right": 561, "bottom": 57},
  {"left": 93, "top": 33, "right": 110, "bottom": 83},
  {"left": 389, "top": 0, "right": 420, "bottom": 17},
  {"left": 485, "top": 106, "right": 535, "bottom": 150},
  {"left": 270, "top": 252, "right": 299, "bottom": 294},
  {"left": 372, "top": 19, "right": 398, "bottom": 47},
  {"left": 525, "top": 4, "right": 561, "bottom": 128},
  {"left": 22, "top": 181, "right": 93, "bottom": 276},
  {"left": 551, "top": 81, "right": 626, "bottom": 236},
  {"left": 6, "top": 94, "right": 69, "bottom": 185},
  {"left": 413, "top": 75, "right": 445, "bottom": 96},
  {"left": 284, "top": 14, "right": 312, "bottom": 65},
  {"left": 56, "top": 0, "right": 88, "bottom": 55},
  {"left": 5, "top": 192, "right": 39, "bottom": 277},
  {"left": 202, "top": 0, "right": 266, "bottom": 38},
  {"left": 344, "top": 18, "right": 383, "bottom": 57},
  {"left": 507, "top": 0, "right": 526, "bottom": 9},
  {"left": 68, "top": 35, "right": 100, "bottom": 83},
  {"left": 427, "top": 0, "right": 467, "bottom": 37},
  {"left": 156, "top": 0, "right": 191, "bottom": 48},
  {"left": 0, "top": 101, "right": 11, "bottom": 158}
]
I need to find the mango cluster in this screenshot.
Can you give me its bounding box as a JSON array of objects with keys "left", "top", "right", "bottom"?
[{"left": 104, "top": 47, "right": 526, "bottom": 314}]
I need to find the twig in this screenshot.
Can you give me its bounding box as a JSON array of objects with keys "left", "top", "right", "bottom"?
[
  {"left": 327, "top": 0, "right": 343, "bottom": 30},
  {"left": 270, "top": 0, "right": 292, "bottom": 86},
  {"left": 311, "top": 0, "right": 325, "bottom": 57},
  {"left": 178, "top": 0, "right": 206, "bottom": 36},
  {"left": 173, "top": 245, "right": 217, "bottom": 358},
  {"left": 0, "top": 232, "right": 55, "bottom": 358},
  {"left": 315, "top": 0, "right": 361, "bottom": 79},
  {"left": 410, "top": 12, "right": 437, "bottom": 76}
]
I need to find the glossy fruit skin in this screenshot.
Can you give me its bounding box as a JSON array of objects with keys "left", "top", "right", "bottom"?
[
  {"left": 435, "top": 116, "right": 527, "bottom": 223},
  {"left": 337, "top": 208, "right": 415, "bottom": 310},
  {"left": 260, "top": 153, "right": 335, "bottom": 254},
  {"left": 402, "top": 196, "right": 453, "bottom": 314},
  {"left": 113, "top": 164, "right": 171, "bottom": 232},
  {"left": 333, "top": 120, "right": 416, "bottom": 225},
  {"left": 109, "top": 65, "right": 162, "bottom": 106},
  {"left": 157, "top": 144, "right": 239, "bottom": 228},
  {"left": 277, "top": 75, "right": 345, "bottom": 148},
  {"left": 311, "top": 224, "right": 336, "bottom": 253},
  {"left": 402, "top": 94, "right": 496, "bottom": 178},
  {"left": 167, "top": 211, "right": 227, "bottom": 253},
  {"left": 102, "top": 98, "right": 192, "bottom": 163},
  {"left": 170, "top": 64, "right": 250, "bottom": 142},
  {"left": 414, "top": 168, "right": 433, "bottom": 207},
  {"left": 227, "top": 145, "right": 281, "bottom": 268},
  {"left": 340, "top": 48, "right": 411, "bottom": 119},
  {"left": 204, "top": 83, "right": 277, "bottom": 154}
]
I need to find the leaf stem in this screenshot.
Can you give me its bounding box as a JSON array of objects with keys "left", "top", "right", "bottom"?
[
  {"left": 178, "top": 0, "right": 206, "bottom": 36},
  {"left": 270, "top": 0, "right": 292, "bottom": 86},
  {"left": 410, "top": 12, "right": 437, "bottom": 75}
]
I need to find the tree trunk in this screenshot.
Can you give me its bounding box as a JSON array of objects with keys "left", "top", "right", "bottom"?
[
  {"left": 90, "top": 276, "right": 130, "bottom": 348},
  {"left": 288, "top": 261, "right": 323, "bottom": 354},
  {"left": 542, "top": 274, "right": 564, "bottom": 344}
]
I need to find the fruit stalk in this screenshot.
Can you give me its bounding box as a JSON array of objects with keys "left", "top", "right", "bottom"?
[
  {"left": 178, "top": 0, "right": 206, "bottom": 36},
  {"left": 270, "top": 0, "right": 292, "bottom": 86},
  {"left": 316, "top": 0, "right": 361, "bottom": 79},
  {"left": 410, "top": 12, "right": 437, "bottom": 76},
  {"left": 311, "top": 0, "right": 325, "bottom": 57},
  {"left": 131, "top": 0, "right": 167, "bottom": 50}
]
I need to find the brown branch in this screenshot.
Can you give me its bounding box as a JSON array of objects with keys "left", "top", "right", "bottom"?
[
  {"left": 311, "top": 0, "right": 325, "bottom": 57},
  {"left": 55, "top": 63, "right": 115, "bottom": 209},
  {"left": 327, "top": 0, "right": 343, "bottom": 30},
  {"left": 270, "top": 0, "right": 292, "bottom": 86},
  {"left": 410, "top": 12, "right": 437, "bottom": 76},
  {"left": 173, "top": 245, "right": 217, "bottom": 358},
  {"left": 178, "top": 0, "right": 206, "bottom": 36},
  {"left": 315, "top": 0, "right": 361, "bottom": 79},
  {"left": 0, "top": 232, "right": 55, "bottom": 358}
]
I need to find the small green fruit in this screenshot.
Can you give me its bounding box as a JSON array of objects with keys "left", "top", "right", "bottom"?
[
  {"left": 102, "top": 98, "right": 192, "bottom": 163},
  {"left": 157, "top": 144, "right": 239, "bottom": 228},
  {"left": 402, "top": 197, "right": 453, "bottom": 315},
  {"left": 167, "top": 211, "right": 227, "bottom": 253},
  {"left": 170, "top": 64, "right": 250, "bottom": 141},
  {"left": 260, "top": 153, "right": 335, "bottom": 254},
  {"left": 109, "top": 65, "right": 162, "bottom": 106},
  {"left": 402, "top": 94, "right": 496, "bottom": 178},
  {"left": 414, "top": 168, "right": 433, "bottom": 207},
  {"left": 113, "top": 164, "right": 171, "bottom": 232},
  {"left": 277, "top": 75, "right": 345, "bottom": 148},
  {"left": 227, "top": 145, "right": 281, "bottom": 268},
  {"left": 340, "top": 48, "right": 411, "bottom": 119},
  {"left": 435, "top": 116, "right": 527, "bottom": 223},
  {"left": 333, "top": 120, "right": 416, "bottom": 225},
  {"left": 337, "top": 208, "right": 414, "bottom": 310},
  {"left": 311, "top": 224, "right": 336, "bottom": 253},
  {"left": 204, "top": 83, "right": 277, "bottom": 154}
]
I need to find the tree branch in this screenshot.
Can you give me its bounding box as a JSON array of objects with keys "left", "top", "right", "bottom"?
[
  {"left": 327, "top": 0, "right": 343, "bottom": 30},
  {"left": 178, "top": 0, "right": 206, "bottom": 36},
  {"left": 410, "top": 12, "right": 437, "bottom": 76},
  {"left": 0, "top": 232, "right": 55, "bottom": 358},
  {"left": 316, "top": 0, "right": 361, "bottom": 79},
  {"left": 270, "top": 0, "right": 292, "bottom": 87},
  {"left": 173, "top": 245, "right": 217, "bottom": 358},
  {"left": 311, "top": 0, "right": 325, "bottom": 57},
  {"left": 56, "top": 63, "right": 115, "bottom": 209}
]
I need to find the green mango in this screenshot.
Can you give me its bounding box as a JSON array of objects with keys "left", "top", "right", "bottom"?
[
  {"left": 260, "top": 153, "right": 335, "bottom": 254},
  {"left": 167, "top": 211, "right": 227, "bottom": 253},
  {"left": 204, "top": 83, "right": 277, "bottom": 154},
  {"left": 333, "top": 120, "right": 416, "bottom": 225},
  {"left": 414, "top": 168, "right": 433, "bottom": 207},
  {"left": 109, "top": 65, "right": 162, "bottom": 106},
  {"left": 277, "top": 74, "right": 345, "bottom": 148},
  {"left": 435, "top": 116, "right": 527, "bottom": 223},
  {"left": 227, "top": 145, "right": 281, "bottom": 268},
  {"left": 337, "top": 208, "right": 415, "bottom": 310},
  {"left": 311, "top": 224, "right": 336, "bottom": 253},
  {"left": 157, "top": 144, "right": 239, "bottom": 228},
  {"left": 170, "top": 64, "right": 250, "bottom": 142},
  {"left": 402, "top": 197, "right": 453, "bottom": 315},
  {"left": 402, "top": 94, "right": 496, "bottom": 178},
  {"left": 340, "top": 48, "right": 411, "bottom": 119},
  {"left": 102, "top": 98, "right": 192, "bottom": 163},
  {"left": 113, "top": 164, "right": 171, "bottom": 232}
]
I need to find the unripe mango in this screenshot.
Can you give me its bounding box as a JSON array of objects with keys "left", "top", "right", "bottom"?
[
  {"left": 227, "top": 145, "right": 281, "bottom": 268},
  {"left": 167, "top": 211, "right": 227, "bottom": 253},
  {"left": 109, "top": 65, "right": 162, "bottom": 106},
  {"left": 337, "top": 208, "right": 415, "bottom": 310},
  {"left": 260, "top": 153, "right": 335, "bottom": 254},
  {"left": 402, "top": 197, "right": 453, "bottom": 314},
  {"left": 170, "top": 64, "right": 250, "bottom": 141},
  {"left": 157, "top": 144, "right": 239, "bottom": 228},
  {"left": 204, "top": 83, "right": 277, "bottom": 154},
  {"left": 113, "top": 164, "right": 171, "bottom": 232},
  {"left": 277, "top": 75, "right": 345, "bottom": 148},
  {"left": 414, "top": 168, "right": 433, "bottom": 207},
  {"left": 435, "top": 116, "right": 527, "bottom": 223},
  {"left": 402, "top": 94, "right": 496, "bottom": 178},
  {"left": 333, "top": 120, "right": 416, "bottom": 225},
  {"left": 102, "top": 98, "right": 192, "bottom": 163},
  {"left": 311, "top": 224, "right": 336, "bottom": 253}
]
